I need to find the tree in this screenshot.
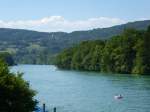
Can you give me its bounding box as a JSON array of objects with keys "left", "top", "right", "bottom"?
[
  {"left": 0, "top": 52, "right": 15, "bottom": 66},
  {"left": 0, "top": 60, "right": 37, "bottom": 112}
]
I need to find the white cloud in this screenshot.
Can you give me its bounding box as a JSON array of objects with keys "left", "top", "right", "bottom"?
[
  {"left": 0, "top": 16, "right": 126, "bottom": 32},
  {"left": 137, "top": 18, "right": 149, "bottom": 21}
]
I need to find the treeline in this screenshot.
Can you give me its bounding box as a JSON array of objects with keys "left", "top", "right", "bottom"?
[
  {"left": 0, "top": 51, "right": 15, "bottom": 66},
  {"left": 55, "top": 26, "right": 150, "bottom": 74}
]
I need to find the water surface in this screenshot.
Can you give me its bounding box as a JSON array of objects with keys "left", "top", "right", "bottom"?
[{"left": 11, "top": 65, "right": 150, "bottom": 112}]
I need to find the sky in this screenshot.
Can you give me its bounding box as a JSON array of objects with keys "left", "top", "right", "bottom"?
[{"left": 0, "top": 0, "right": 149, "bottom": 32}]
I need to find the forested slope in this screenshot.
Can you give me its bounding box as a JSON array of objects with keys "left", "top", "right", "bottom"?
[{"left": 55, "top": 26, "right": 150, "bottom": 74}]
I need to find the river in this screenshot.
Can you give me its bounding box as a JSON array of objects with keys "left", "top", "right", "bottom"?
[{"left": 11, "top": 65, "right": 150, "bottom": 112}]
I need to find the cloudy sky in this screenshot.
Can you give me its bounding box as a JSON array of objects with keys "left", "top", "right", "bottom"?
[{"left": 0, "top": 0, "right": 149, "bottom": 32}]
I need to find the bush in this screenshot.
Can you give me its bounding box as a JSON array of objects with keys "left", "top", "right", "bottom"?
[{"left": 0, "top": 60, "right": 37, "bottom": 112}]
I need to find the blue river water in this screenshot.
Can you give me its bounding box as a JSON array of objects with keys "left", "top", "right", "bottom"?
[{"left": 11, "top": 65, "right": 150, "bottom": 112}]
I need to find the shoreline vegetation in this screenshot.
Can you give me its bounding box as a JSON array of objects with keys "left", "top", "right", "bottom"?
[{"left": 55, "top": 26, "right": 150, "bottom": 75}]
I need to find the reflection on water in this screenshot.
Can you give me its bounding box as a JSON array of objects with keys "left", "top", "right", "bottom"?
[{"left": 11, "top": 65, "right": 150, "bottom": 112}]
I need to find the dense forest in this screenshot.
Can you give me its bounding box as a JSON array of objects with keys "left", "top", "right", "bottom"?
[
  {"left": 55, "top": 26, "right": 150, "bottom": 75},
  {"left": 0, "top": 20, "right": 150, "bottom": 64}
]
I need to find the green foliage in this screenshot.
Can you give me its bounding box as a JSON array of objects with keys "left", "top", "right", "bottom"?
[
  {"left": 0, "top": 60, "right": 37, "bottom": 112},
  {"left": 132, "top": 28, "right": 150, "bottom": 74},
  {"left": 55, "top": 40, "right": 105, "bottom": 71},
  {"left": 56, "top": 26, "right": 150, "bottom": 75},
  {"left": 0, "top": 52, "right": 15, "bottom": 66}
]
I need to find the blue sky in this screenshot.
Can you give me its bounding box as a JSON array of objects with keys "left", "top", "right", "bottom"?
[{"left": 0, "top": 0, "right": 149, "bottom": 32}]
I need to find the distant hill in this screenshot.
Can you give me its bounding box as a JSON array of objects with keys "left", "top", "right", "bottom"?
[{"left": 0, "top": 20, "right": 150, "bottom": 64}]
